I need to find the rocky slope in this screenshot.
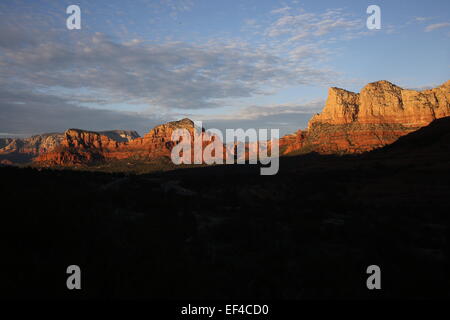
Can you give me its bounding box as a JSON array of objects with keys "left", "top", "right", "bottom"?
[
  {"left": 34, "top": 129, "right": 122, "bottom": 165},
  {"left": 0, "top": 130, "right": 141, "bottom": 164},
  {"left": 0, "top": 138, "right": 14, "bottom": 149},
  {"left": 0, "top": 133, "right": 65, "bottom": 163},
  {"left": 278, "top": 129, "right": 307, "bottom": 154},
  {"left": 33, "top": 118, "right": 227, "bottom": 166},
  {"left": 123, "top": 118, "right": 201, "bottom": 159},
  {"left": 281, "top": 80, "right": 450, "bottom": 154},
  {"left": 374, "top": 116, "right": 450, "bottom": 156},
  {"left": 0, "top": 133, "right": 64, "bottom": 154}
]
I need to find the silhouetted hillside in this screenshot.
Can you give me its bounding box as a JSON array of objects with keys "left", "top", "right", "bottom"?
[
  {"left": 377, "top": 116, "right": 450, "bottom": 154},
  {"left": 1, "top": 118, "right": 450, "bottom": 299}
]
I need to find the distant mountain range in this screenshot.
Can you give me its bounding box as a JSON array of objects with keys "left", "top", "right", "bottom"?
[{"left": 1, "top": 80, "right": 449, "bottom": 167}]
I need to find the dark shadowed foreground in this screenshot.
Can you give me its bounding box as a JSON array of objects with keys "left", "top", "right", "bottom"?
[{"left": 1, "top": 118, "right": 450, "bottom": 299}]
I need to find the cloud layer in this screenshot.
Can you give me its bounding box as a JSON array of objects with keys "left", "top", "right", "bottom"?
[
  {"left": 0, "top": 29, "right": 333, "bottom": 110},
  {"left": 0, "top": 5, "right": 342, "bottom": 135},
  {"left": 4, "top": 2, "right": 443, "bottom": 136}
]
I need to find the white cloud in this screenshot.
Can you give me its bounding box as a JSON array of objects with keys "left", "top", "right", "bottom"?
[
  {"left": 265, "top": 9, "right": 362, "bottom": 40},
  {"left": 414, "top": 17, "right": 432, "bottom": 22},
  {"left": 270, "top": 6, "right": 292, "bottom": 15},
  {"left": 0, "top": 4, "right": 361, "bottom": 135},
  {"left": 425, "top": 22, "right": 450, "bottom": 32},
  {"left": 0, "top": 27, "right": 333, "bottom": 112}
]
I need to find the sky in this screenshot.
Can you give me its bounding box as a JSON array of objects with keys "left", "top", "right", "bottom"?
[{"left": 0, "top": 0, "right": 449, "bottom": 137}]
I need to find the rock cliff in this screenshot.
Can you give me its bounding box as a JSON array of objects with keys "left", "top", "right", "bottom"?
[
  {"left": 33, "top": 118, "right": 220, "bottom": 166},
  {"left": 281, "top": 80, "right": 450, "bottom": 154},
  {"left": 0, "top": 133, "right": 65, "bottom": 163}
]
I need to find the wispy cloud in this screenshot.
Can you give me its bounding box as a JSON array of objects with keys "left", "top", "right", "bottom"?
[
  {"left": 4, "top": 1, "right": 441, "bottom": 136},
  {"left": 159, "top": 0, "right": 194, "bottom": 18},
  {"left": 0, "top": 22, "right": 334, "bottom": 111},
  {"left": 270, "top": 6, "right": 292, "bottom": 15},
  {"left": 414, "top": 16, "right": 433, "bottom": 22},
  {"left": 265, "top": 8, "right": 362, "bottom": 39},
  {"left": 425, "top": 22, "right": 450, "bottom": 32},
  {"left": 0, "top": 3, "right": 359, "bottom": 135}
]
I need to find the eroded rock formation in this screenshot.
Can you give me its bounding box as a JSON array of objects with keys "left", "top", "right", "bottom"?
[
  {"left": 33, "top": 118, "right": 226, "bottom": 166},
  {"left": 1, "top": 80, "right": 449, "bottom": 165},
  {"left": 280, "top": 80, "right": 450, "bottom": 154}
]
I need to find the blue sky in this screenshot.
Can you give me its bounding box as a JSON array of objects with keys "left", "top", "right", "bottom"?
[{"left": 0, "top": 0, "right": 449, "bottom": 136}]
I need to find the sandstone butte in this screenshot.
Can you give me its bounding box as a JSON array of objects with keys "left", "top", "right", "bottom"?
[
  {"left": 0, "top": 80, "right": 449, "bottom": 166},
  {"left": 278, "top": 79, "right": 450, "bottom": 154},
  {"left": 32, "top": 118, "right": 232, "bottom": 166}
]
